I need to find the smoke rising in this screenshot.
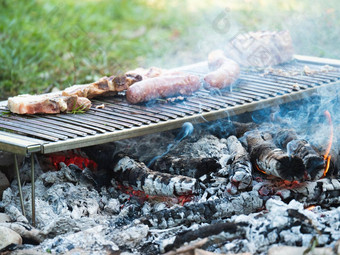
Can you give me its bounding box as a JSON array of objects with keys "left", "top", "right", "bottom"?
[{"left": 147, "top": 122, "right": 194, "bottom": 167}]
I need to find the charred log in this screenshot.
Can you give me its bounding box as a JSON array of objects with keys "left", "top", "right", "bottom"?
[
  {"left": 246, "top": 131, "right": 305, "bottom": 181},
  {"left": 207, "top": 121, "right": 258, "bottom": 139},
  {"left": 273, "top": 129, "right": 325, "bottom": 180},
  {"left": 275, "top": 178, "right": 340, "bottom": 206},
  {"left": 112, "top": 154, "right": 199, "bottom": 196},
  {"left": 163, "top": 222, "right": 241, "bottom": 252},
  {"left": 224, "top": 135, "right": 252, "bottom": 193},
  {"left": 150, "top": 156, "right": 221, "bottom": 178},
  {"left": 141, "top": 190, "right": 263, "bottom": 229}
]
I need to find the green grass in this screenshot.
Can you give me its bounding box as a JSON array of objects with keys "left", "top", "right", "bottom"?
[{"left": 1, "top": 0, "right": 340, "bottom": 100}]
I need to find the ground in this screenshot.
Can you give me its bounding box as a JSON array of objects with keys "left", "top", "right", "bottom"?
[{"left": 1, "top": 0, "right": 340, "bottom": 100}]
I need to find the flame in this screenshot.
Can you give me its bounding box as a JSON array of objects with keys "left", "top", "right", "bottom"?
[
  {"left": 323, "top": 155, "right": 331, "bottom": 177},
  {"left": 306, "top": 205, "right": 316, "bottom": 211},
  {"left": 255, "top": 164, "right": 267, "bottom": 175},
  {"left": 323, "top": 110, "right": 333, "bottom": 177}
]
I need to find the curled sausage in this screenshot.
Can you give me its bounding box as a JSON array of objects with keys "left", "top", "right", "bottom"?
[
  {"left": 204, "top": 50, "right": 240, "bottom": 90},
  {"left": 126, "top": 75, "right": 201, "bottom": 104}
]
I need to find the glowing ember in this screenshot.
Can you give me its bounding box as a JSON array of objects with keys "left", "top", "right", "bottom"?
[
  {"left": 49, "top": 150, "right": 97, "bottom": 171},
  {"left": 323, "top": 110, "right": 333, "bottom": 177},
  {"left": 306, "top": 205, "right": 316, "bottom": 211},
  {"left": 116, "top": 183, "right": 192, "bottom": 206},
  {"left": 255, "top": 164, "right": 267, "bottom": 175}
]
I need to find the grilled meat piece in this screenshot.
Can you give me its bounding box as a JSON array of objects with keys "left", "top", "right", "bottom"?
[
  {"left": 126, "top": 74, "right": 201, "bottom": 104},
  {"left": 226, "top": 30, "right": 294, "bottom": 67},
  {"left": 126, "top": 66, "right": 164, "bottom": 79},
  {"left": 62, "top": 75, "right": 142, "bottom": 98},
  {"left": 7, "top": 94, "right": 91, "bottom": 114},
  {"left": 204, "top": 50, "right": 240, "bottom": 90}
]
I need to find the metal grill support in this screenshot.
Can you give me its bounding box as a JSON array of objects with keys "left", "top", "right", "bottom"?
[{"left": 13, "top": 153, "right": 36, "bottom": 227}]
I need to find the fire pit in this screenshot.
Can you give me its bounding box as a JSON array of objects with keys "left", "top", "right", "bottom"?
[{"left": 0, "top": 55, "right": 340, "bottom": 254}]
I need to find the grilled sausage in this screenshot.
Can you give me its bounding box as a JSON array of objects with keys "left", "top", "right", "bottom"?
[
  {"left": 204, "top": 50, "right": 240, "bottom": 90},
  {"left": 126, "top": 75, "right": 201, "bottom": 104}
]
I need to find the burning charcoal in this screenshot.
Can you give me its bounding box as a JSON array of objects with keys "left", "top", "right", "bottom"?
[
  {"left": 163, "top": 222, "right": 240, "bottom": 252},
  {"left": 275, "top": 178, "right": 340, "bottom": 206},
  {"left": 150, "top": 156, "right": 221, "bottom": 178},
  {"left": 224, "top": 135, "right": 252, "bottom": 193},
  {"left": 273, "top": 129, "right": 326, "bottom": 180},
  {"left": 141, "top": 190, "right": 263, "bottom": 229},
  {"left": 245, "top": 130, "right": 306, "bottom": 181},
  {"left": 112, "top": 154, "right": 199, "bottom": 196}
]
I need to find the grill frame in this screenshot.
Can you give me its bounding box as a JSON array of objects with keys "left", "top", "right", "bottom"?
[
  {"left": 2, "top": 54, "right": 340, "bottom": 226},
  {"left": 1, "top": 55, "right": 340, "bottom": 156}
]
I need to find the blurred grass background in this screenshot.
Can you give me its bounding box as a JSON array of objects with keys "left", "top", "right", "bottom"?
[{"left": 1, "top": 0, "right": 339, "bottom": 100}]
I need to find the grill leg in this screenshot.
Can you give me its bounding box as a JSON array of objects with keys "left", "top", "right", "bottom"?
[
  {"left": 31, "top": 153, "right": 36, "bottom": 227},
  {"left": 14, "top": 154, "right": 26, "bottom": 218}
]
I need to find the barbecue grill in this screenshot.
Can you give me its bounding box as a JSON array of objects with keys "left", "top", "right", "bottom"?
[{"left": 1, "top": 55, "right": 340, "bottom": 226}]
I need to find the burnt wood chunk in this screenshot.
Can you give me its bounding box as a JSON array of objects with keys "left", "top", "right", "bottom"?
[
  {"left": 150, "top": 156, "right": 221, "bottom": 178},
  {"left": 246, "top": 131, "right": 305, "bottom": 181},
  {"left": 164, "top": 222, "right": 240, "bottom": 252},
  {"left": 141, "top": 190, "right": 263, "bottom": 229},
  {"left": 273, "top": 129, "right": 325, "bottom": 180},
  {"left": 275, "top": 178, "right": 340, "bottom": 206},
  {"left": 225, "top": 135, "right": 252, "bottom": 192},
  {"left": 112, "top": 154, "right": 198, "bottom": 196},
  {"left": 208, "top": 121, "right": 258, "bottom": 139}
]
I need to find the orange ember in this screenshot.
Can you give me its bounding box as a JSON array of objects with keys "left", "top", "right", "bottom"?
[
  {"left": 255, "top": 164, "right": 267, "bottom": 175},
  {"left": 306, "top": 205, "right": 316, "bottom": 211},
  {"left": 116, "top": 183, "right": 193, "bottom": 206},
  {"left": 323, "top": 110, "right": 333, "bottom": 177},
  {"left": 49, "top": 150, "right": 97, "bottom": 171}
]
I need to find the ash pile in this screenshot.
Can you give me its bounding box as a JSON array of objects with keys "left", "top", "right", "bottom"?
[{"left": 1, "top": 117, "right": 340, "bottom": 254}]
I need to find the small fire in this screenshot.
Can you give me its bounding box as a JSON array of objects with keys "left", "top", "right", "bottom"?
[
  {"left": 323, "top": 110, "right": 333, "bottom": 177},
  {"left": 306, "top": 205, "right": 316, "bottom": 211},
  {"left": 49, "top": 150, "right": 98, "bottom": 171}
]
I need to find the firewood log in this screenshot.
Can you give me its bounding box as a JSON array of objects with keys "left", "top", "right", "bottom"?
[
  {"left": 273, "top": 129, "right": 325, "bottom": 180},
  {"left": 150, "top": 156, "right": 221, "bottom": 178},
  {"left": 224, "top": 135, "right": 252, "bottom": 192},
  {"left": 112, "top": 154, "right": 198, "bottom": 196},
  {"left": 245, "top": 130, "right": 306, "bottom": 181}
]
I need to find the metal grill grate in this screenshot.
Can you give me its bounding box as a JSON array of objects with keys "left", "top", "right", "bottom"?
[{"left": 1, "top": 55, "right": 340, "bottom": 155}]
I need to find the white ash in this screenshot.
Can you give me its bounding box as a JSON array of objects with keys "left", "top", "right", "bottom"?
[
  {"left": 0, "top": 129, "right": 339, "bottom": 254},
  {"left": 171, "top": 134, "right": 229, "bottom": 160},
  {"left": 213, "top": 199, "right": 340, "bottom": 255}
]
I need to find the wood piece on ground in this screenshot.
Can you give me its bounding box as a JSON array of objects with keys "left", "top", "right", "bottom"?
[
  {"left": 0, "top": 226, "right": 22, "bottom": 250},
  {"left": 267, "top": 245, "right": 334, "bottom": 255},
  {"left": 195, "top": 250, "right": 251, "bottom": 255},
  {"left": 0, "top": 222, "right": 46, "bottom": 244},
  {"left": 163, "top": 238, "right": 208, "bottom": 255}
]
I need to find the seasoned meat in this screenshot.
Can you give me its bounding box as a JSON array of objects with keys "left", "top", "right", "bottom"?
[{"left": 7, "top": 93, "right": 91, "bottom": 114}]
